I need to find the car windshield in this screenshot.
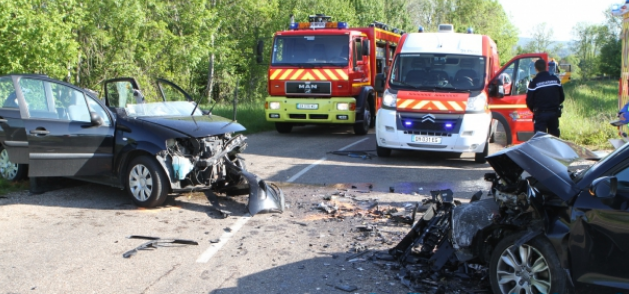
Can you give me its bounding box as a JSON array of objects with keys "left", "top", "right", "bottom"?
[
  {"left": 574, "top": 141, "right": 629, "bottom": 181},
  {"left": 271, "top": 35, "right": 350, "bottom": 66},
  {"left": 105, "top": 79, "right": 203, "bottom": 117},
  {"left": 389, "top": 54, "right": 487, "bottom": 91},
  {"left": 125, "top": 101, "right": 202, "bottom": 117}
]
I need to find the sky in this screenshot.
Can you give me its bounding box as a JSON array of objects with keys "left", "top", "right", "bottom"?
[{"left": 498, "top": 0, "right": 623, "bottom": 41}]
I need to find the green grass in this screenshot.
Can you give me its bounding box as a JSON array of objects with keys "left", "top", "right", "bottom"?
[
  {"left": 560, "top": 79, "right": 619, "bottom": 149},
  {"left": 0, "top": 179, "right": 29, "bottom": 196},
  {"left": 202, "top": 100, "right": 276, "bottom": 134}
]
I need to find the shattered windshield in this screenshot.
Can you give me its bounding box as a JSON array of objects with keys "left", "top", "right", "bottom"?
[
  {"left": 106, "top": 79, "right": 202, "bottom": 117},
  {"left": 271, "top": 35, "right": 350, "bottom": 66},
  {"left": 389, "top": 54, "right": 486, "bottom": 91},
  {"left": 125, "top": 101, "right": 202, "bottom": 117}
]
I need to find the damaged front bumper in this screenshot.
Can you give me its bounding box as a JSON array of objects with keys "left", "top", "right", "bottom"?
[
  {"left": 226, "top": 160, "right": 285, "bottom": 216},
  {"left": 159, "top": 133, "right": 285, "bottom": 216}
]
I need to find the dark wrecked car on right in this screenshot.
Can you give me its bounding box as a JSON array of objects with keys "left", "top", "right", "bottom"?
[{"left": 391, "top": 133, "right": 629, "bottom": 294}]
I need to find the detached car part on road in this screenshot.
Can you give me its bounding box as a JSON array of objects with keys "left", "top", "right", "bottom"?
[
  {"left": 391, "top": 133, "right": 629, "bottom": 294},
  {"left": 0, "top": 75, "right": 283, "bottom": 215}
]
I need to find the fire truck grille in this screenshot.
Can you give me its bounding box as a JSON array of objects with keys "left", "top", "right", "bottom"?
[
  {"left": 289, "top": 114, "right": 307, "bottom": 119},
  {"left": 309, "top": 114, "right": 328, "bottom": 119}
]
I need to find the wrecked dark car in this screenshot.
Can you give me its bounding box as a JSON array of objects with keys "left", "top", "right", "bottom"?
[
  {"left": 0, "top": 74, "right": 283, "bottom": 215},
  {"left": 390, "top": 133, "right": 629, "bottom": 293}
]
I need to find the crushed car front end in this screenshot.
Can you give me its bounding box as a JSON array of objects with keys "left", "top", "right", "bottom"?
[{"left": 389, "top": 133, "right": 606, "bottom": 293}]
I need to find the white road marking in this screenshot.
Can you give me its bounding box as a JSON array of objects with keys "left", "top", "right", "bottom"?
[
  {"left": 196, "top": 215, "right": 251, "bottom": 263},
  {"left": 196, "top": 137, "right": 370, "bottom": 263},
  {"left": 286, "top": 137, "right": 369, "bottom": 183}
]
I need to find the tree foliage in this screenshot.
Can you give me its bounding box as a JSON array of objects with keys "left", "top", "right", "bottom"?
[{"left": 1, "top": 0, "right": 520, "bottom": 101}]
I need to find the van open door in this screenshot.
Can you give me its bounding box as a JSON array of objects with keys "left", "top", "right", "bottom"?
[{"left": 487, "top": 53, "right": 548, "bottom": 145}]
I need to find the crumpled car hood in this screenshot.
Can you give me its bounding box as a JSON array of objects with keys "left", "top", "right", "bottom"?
[
  {"left": 486, "top": 132, "right": 598, "bottom": 200},
  {"left": 139, "top": 115, "right": 246, "bottom": 137}
]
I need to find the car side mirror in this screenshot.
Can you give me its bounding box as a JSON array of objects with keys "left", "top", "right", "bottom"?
[
  {"left": 590, "top": 176, "right": 617, "bottom": 199},
  {"left": 489, "top": 78, "right": 504, "bottom": 98},
  {"left": 375, "top": 73, "right": 385, "bottom": 92},
  {"left": 90, "top": 112, "right": 104, "bottom": 126}
]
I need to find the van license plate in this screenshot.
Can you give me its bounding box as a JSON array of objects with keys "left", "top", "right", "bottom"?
[
  {"left": 297, "top": 103, "right": 318, "bottom": 110},
  {"left": 412, "top": 136, "right": 441, "bottom": 144}
]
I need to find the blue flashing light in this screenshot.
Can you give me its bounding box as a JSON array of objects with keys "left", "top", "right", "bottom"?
[
  {"left": 338, "top": 22, "right": 348, "bottom": 29},
  {"left": 289, "top": 23, "right": 299, "bottom": 30},
  {"left": 418, "top": 26, "right": 424, "bottom": 33},
  {"left": 404, "top": 121, "right": 412, "bottom": 127},
  {"left": 445, "top": 123, "right": 453, "bottom": 129}
]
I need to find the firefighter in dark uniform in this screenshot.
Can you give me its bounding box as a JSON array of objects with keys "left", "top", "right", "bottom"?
[{"left": 526, "top": 59, "right": 565, "bottom": 137}]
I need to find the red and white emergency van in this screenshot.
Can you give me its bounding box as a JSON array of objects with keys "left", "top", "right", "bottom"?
[{"left": 374, "top": 24, "right": 547, "bottom": 163}]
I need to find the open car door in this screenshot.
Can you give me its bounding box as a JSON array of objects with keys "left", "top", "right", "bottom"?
[{"left": 488, "top": 53, "right": 548, "bottom": 145}]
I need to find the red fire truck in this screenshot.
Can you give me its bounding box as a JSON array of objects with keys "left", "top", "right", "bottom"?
[{"left": 257, "top": 14, "right": 401, "bottom": 135}]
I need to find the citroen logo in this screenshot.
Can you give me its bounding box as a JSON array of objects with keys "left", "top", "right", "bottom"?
[{"left": 421, "top": 114, "right": 436, "bottom": 123}]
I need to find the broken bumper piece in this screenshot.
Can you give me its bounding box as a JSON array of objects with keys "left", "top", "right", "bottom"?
[{"left": 240, "top": 170, "right": 285, "bottom": 216}]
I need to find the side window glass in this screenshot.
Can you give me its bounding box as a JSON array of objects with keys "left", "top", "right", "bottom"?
[
  {"left": 19, "top": 78, "right": 49, "bottom": 112},
  {"left": 86, "top": 97, "right": 111, "bottom": 126},
  {"left": 513, "top": 58, "right": 537, "bottom": 95},
  {"left": 106, "top": 81, "right": 135, "bottom": 108},
  {"left": 50, "top": 83, "right": 90, "bottom": 122},
  {"left": 0, "top": 77, "right": 18, "bottom": 109},
  {"left": 615, "top": 166, "right": 629, "bottom": 191},
  {"left": 499, "top": 63, "right": 515, "bottom": 96},
  {"left": 159, "top": 82, "right": 188, "bottom": 102}
]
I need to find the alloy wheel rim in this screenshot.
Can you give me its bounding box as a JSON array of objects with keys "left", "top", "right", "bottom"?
[
  {"left": 496, "top": 243, "right": 552, "bottom": 294},
  {"left": 129, "top": 164, "right": 153, "bottom": 201},
  {"left": 0, "top": 149, "right": 18, "bottom": 180}
]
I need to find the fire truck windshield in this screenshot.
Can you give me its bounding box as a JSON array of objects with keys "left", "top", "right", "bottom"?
[
  {"left": 271, "top": 35, "right": 350, "bottom": 66},
  {"left": 389, "top": 54, "right": 486, "bottom": 91}
]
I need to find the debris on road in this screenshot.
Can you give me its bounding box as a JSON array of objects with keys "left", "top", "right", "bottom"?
[
  {"left": 317, "top": 202, "right": 338, "bottom": 214},
  {"left": 334, "top": 284, "right": 358, "bottom": 292},
  {"left": 327, "top": 150, "right": 375, "bottom": 160},
  {"left": 122, "top": 235, "right": 199, "bottom": 258}
]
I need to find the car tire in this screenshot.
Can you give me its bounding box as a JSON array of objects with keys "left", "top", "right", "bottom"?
[
  {"left": 126, "top": 155, "right": 169, "bottom": 208},
  {"left": 475, "top": 142, "right": 488, "bottom": 163},
  {"left": 489, "top": 232, "right": 571, "bottom": 294},
  {"left": 369, "top": 97, "right": 376, "bottom": 128},
  {"left": 354, "top": 101, "right": 371, "bottom": 135},
  {"left": 275, "top": 123, "right": 293, "bottom": 134},
  {"left": 0, "top": 147, "right": 27, "bottom": 181},
  {"left": 376, "top": 145, "right": 391, "bottom": 157}
]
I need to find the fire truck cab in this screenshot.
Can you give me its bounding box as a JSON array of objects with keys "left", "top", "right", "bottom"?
[
  {"left": 375, "top": 25, "right": 546, "bottom": 163},
  {"left": 260, "top": 14, "right": 401, "bottom": 135}
]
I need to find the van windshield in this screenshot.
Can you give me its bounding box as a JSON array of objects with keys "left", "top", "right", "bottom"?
[
  {"left": 389, "top": 54, "right": 486, "bottom": 91},
  {"left": 271, "top": 35, "right": 350, "bottom": 66}
]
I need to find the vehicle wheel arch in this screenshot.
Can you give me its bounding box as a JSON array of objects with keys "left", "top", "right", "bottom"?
[
  {"left": 116, "top": 145, "right": 175, "bottom": 192},
  {"left": 470, "top": 225, "right": 522, "bottom": 264},
  {"left": 356, "top": 87, "right": 375, "bottom": 119},
  {"left": 488, "top": 229, "right": 573, "bottom": 294},
  {"left": 491, "top": 111, "right": 513, "bottom": 146}
]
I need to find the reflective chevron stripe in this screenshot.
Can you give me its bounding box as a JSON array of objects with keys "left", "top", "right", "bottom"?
[{"left": 269, "top": 69, "right": 349, "bottom": 81}]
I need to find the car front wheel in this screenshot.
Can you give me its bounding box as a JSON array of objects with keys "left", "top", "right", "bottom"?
[
  {"left": 489, "top": 232, "right": 571, "bottom": 294},
  {"left": 0, "top": 147, "right": 27, "bottom": 181},
  {"left": 126, "top": 155, "right": 169, "bottom": 207}
]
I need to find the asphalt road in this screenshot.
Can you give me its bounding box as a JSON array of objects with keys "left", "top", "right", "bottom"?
[{"left": 0, "top": 126, "right": 505, "bottom": 294}]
